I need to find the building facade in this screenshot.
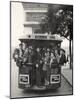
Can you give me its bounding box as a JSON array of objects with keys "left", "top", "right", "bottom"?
[{"left": 22, "top": 2, "right": 48, "bottom": 35}]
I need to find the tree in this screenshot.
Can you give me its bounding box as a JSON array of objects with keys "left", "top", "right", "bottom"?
[
  {"left": 40, "top": 4, "right": 73, "bottom": 68},
  {"left": 40, "top": 5, "right": 73, "bottom": 39},
  {"left": 55, "top": 5, "right": 73, "bottom": 40},
  {"left": 55, "top": 6, "right": 73, "bottom": 69}
]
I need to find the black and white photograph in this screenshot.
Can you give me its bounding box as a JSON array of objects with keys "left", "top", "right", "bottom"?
[{"left": 10, "top": 1, "right": 73, "bottom": 99}]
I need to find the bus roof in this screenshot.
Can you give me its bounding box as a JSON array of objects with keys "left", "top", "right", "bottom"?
[{"left": 19, "top": 34, "right": 62, "bottom": 42}]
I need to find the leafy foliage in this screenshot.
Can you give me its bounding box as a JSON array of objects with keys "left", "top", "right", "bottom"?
[{"left": 40, "top": 4, "right": 73, "bottom": 40}]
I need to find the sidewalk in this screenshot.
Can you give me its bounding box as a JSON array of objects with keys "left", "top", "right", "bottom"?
[{"left": 61, "top": 63, "right": 73, "bottom": 86}]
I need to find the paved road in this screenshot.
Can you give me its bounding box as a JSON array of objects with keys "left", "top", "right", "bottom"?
[{"left": 10, "top": 60, "right": 72, "bottom": 98}]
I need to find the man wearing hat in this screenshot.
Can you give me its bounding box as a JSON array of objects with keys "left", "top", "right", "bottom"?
[{"left": 59, "top": 49, "right": 66, "bottom": 66}]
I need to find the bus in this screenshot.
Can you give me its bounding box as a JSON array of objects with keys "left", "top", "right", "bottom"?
[{"left": 13, "top": 34, "right": 62, "bottom": 90}]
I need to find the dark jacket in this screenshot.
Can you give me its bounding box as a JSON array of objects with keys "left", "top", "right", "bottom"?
[
  {"left": 59, "top": 54, "right": 66, "bottom": 65},
  {"left": 13, "top": 48, "right": 24, "bottom": 67},
  {"left": 34, "top": 51, "right": 42, "bottom": 64}
]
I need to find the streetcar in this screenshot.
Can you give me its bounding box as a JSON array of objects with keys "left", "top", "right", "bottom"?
[{"left": 13, "top": 34, "right": 62, "bottom": 90}]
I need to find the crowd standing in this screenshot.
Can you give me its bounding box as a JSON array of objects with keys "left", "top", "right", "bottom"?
[{"left": 13, "top": 43, "right": 67, "bottom": 86}]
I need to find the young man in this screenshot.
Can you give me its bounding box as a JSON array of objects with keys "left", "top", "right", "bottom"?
[
  {"left": 35, "top": 48, "right": 43, "bottom": 87},
  {"left": 55, "top": 49, "right": 60, "bottom": 63},
  {"left": 43, "top": 51, "right": 50, "bottom": 85},
  {"left": 13, "top": 43, "right": 24, "bottom": 67},
  {"left": 59, "top": 49, "right": 66, "bottom": 66}
]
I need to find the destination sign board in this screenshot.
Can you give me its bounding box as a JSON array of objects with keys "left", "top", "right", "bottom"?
[
  {"left": 25, "top": 34, "right": 62, "bottom": 41},
  {"left": 34, "top": 34, "right": 55, "bottom": 40},
  {"left": 35, "top": 35, "right": 47, "bottom": 39}
]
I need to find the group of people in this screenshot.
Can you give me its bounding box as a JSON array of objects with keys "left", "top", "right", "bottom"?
[{"left": 13, "top": 43, "right": 67, "bottom": 87}]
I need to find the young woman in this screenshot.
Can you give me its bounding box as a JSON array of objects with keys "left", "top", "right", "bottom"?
[{"left": 43, "top": 51, "right": 50, "bottom": 85}]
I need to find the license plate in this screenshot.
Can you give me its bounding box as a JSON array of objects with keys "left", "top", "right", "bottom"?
[
  {"left": 19, "top": 74, "right": 29, "bottom": 84},
  {"left": 50, "top": 74, "right": 60, "bottom": 84}
]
